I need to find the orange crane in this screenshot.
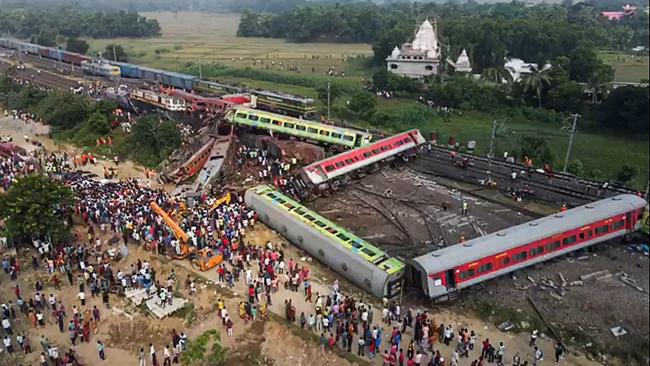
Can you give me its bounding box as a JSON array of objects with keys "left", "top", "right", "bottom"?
[{"left": 150, "top": 201, "right": 223, "bottom": 270}]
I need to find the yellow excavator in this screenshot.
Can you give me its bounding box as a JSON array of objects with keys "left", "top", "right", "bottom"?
[
  {"left": 209, "top": 192, "right": 232, "bottom": 212},
  {"left": 150, "top": 202, "right": 223, "bottom": 270}
]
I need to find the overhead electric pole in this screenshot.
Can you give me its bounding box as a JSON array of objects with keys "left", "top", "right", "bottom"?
[
  {"left": 327, "top": 79, "right": 331, "bottom": 120},
  {"left": 562, "top": 113, "right": 580, "bottom": 173}
]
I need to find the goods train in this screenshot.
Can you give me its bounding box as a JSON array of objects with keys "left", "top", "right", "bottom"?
[
  {"left": 80, "top": 60, "right": 121, "bottom": 78},
  {"left": 129, "top": 89, "right": 188, "bottom": 112},
  {"left": 227, "top": 107, "right": 373, "bottom": 149},
  {"left": 412, "top": 194, "right": 648, "bottom": 301},
  {"left": 301, "top": 129, "right": 426, "bottom": 189},
  {"left": 1, "top": 38, "right": 317, "bottom": 117},
  {"left": 245, "top": 185, "right": 406, "bottom": 299}
]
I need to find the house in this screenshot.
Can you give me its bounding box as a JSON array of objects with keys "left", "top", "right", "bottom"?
[{"left": 504, "top": 58, "right": 551, "bottom": 83}]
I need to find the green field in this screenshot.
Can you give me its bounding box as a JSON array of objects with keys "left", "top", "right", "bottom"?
[
  {"left": 599, "top": 51, "right": 649, "bottom": 83},
  {"left": 88, "top": 12, "right": 649, "bottom": 190},
  {"left": 87, "top": 12, "right": 372, "bottom": 76}
]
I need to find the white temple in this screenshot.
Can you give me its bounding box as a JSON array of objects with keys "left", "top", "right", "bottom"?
[
  {"left": 386, "top": 19, "right": 441, "bottom": 79},
  {"left": 454, "top": 49, "right": 472, "bottom": 73}
]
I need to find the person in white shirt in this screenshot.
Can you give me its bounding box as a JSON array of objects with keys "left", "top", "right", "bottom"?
[
  {"left": 3, "top": 335, "right": 14, "bottom": 353},
  {"left": 2, "top": 317, "right": 12, "bottom": 335}
]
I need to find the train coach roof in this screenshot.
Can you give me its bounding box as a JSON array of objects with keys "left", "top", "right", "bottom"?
[{"left": 412, "top": 194, "right": 647, "bottom": 273}]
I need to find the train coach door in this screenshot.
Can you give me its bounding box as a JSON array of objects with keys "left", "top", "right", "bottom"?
[
  {"left": 354, "top": 134, "right": 364, "bottom": 147},
  {"left": 446, "top": 269, "right": 457, "bottom": 290}
]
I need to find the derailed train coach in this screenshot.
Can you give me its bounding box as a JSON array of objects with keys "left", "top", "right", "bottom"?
[
  {"left": 411, "top": 194, "right": 647, "bottom": 301},
  {"left": 245, "top": 185, "right": 406, "bottom": 299}
]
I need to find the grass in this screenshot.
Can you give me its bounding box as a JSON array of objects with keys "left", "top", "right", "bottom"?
[
  {"left": 86, "top": 12, "right": 372, "bottom": 76},
  {"left": 599, "top": 50, "right": 649, "bottom": 83}
]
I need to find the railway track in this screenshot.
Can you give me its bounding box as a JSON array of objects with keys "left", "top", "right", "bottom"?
[{"left": 425, "top": 145, "right": 638, "bottom": 196}]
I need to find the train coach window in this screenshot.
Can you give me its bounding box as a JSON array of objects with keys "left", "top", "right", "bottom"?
[
  {"left": 362, "top": 248, "right": 377, "bottom": 257},
  {"left": 236, "top": 113, "right": 247, "bottom": 119},
  {"left": 307, "top": 127, "right": 319, "bottom": 134},
  {"left": 343, "top": 135, "right": 354, "bottom": 141},
  {"left": 380, "top": 146, "right": 390, "bottom": 152},
  {"left": 530, "top": 246, "right": 544, "bottom": 257},
  {"left": 595, "top": 225, "right": 609, "bottom": 235},
  {"left": 363, "top": 152, "right": 373, "bottom": 158},
  {"left": 266, "top": 193, "right": 276, "bottom": 199},
  {"left": 294, "top": 208, "right": 306, "bottom": 215},
  {"left": 501, "top": 257, "right": 510, "bottom": 266},
  {"left": 545, "top": 241, "right": 561, "bottom": 252},
  {"left": 283, "top": 203, "right": 295, "bottom": 210},
  {"left": 272, "top": 120, "right": 283, "bottom": 126},
  {"left": 259, "top": 117, "right": 271, "bottom": 124},
  {"left": 513, "top": 252, "right": 527, "bottom": 262},
  {"left": 563, "top": 235, "right": 577, "bottom": 246},
  {"left": 325, "top": 165, "right": 336, "bottom": 172},
  {"left": 337, "top": 233, "right": 350, "bottom": 242},
  {"left": 395, "top": 140, "right": 404, "bottom": 146},
  {"left": 335, "top": 162, "right": 345, "bottom": 168},
  {"left": 284, "top": 122, "right": 295, "bottom": 129},
  {"left": 326, "top": 227, "right": 338, "bottom": 235},
  {"left": 345, "top": 158, "right": 355, "bottom": 164},
  {"left": 275, "top": 198, "right": 286, "bottom": 204},
  {"left": 314, "top": 221, "right": 327, "bottom": 228},
  {"left": 372, "top": 149, "right": 382, "bottom": 155},
  {"left": 295, "top": 125, "right": 306, "bottom": 131},
  {"left": 613, "top": 220, "right": 625, "bottom": 229},
  {"left": 350, "top": 241, "right": 363, "bottom": 249},
  {"left": 331, "top": 132, "right": 342, "bottom": 139},
  {"left": 304, "top": 214, "right": 316, "bottom": 222},
  {"left": 478, "top": 263, "right": 493, "bottom": 273},
  {"left": 248, "top": 114, "right": 259, "bottom": 121},
  {"left": 403, "top": 137, "right": 412, "bottom": 143},
  {"left": 460, "top": 269, "right": 475, "bottom": 279}
]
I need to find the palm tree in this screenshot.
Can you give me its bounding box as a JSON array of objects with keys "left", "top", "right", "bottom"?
[{"left": 520, "top": 66, "right": 551, "bottom": 108}]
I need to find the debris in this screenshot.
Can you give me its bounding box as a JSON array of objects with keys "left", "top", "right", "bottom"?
[
  {"left": 568, "top": 280, "right": 584, "bottom": 286},
  {"left": 580, "top": 270, "right": 609, "bottom": 280},
  {"left": 498, "top": 320, "right": 515, "bottom": 332},
  {"left": 527, "top": 276, "right": 536, "bottom": 284},
  {"left": 549, "top": 292, "right": 564, "bottom": 302},
  {"left": 610, "top": 326, "right": 628, "bottom": 337},
  {"left": 558, "top": 273, "right": 567, "bottom": 287},
  {"left": 596, "top": 273, "right": 614, "bottom": 281},
  {"left": 577, "top": 255, "right": 590, "bottom": 261}
]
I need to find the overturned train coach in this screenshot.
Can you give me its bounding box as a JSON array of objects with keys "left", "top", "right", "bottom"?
[
  {"left": 245, "top": 185, "right": 406, "bottom": 299},
  {"left": 411, "top": 194, "right": 647, "bottom": 301}
]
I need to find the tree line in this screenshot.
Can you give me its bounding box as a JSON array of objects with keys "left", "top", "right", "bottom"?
[
  {"left": 0, "top": 7, "right": 161, "bottom": 40},
  {"left": 238, "top": 1, "right": 649, "bottom": 67}
]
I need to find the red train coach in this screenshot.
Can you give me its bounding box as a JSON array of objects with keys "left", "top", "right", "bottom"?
[
  {"left": 411, "top": 194, "right": 647, "bottom": 301},
  {"left": 301, "top": 129, "right": 426, "bottom": 186}
]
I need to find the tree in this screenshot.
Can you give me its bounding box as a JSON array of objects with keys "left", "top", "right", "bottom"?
[
  {"left": 518, "top": 136, "right": 555, "bottom": 165},
  {"left": 31, "top": 31, "right": 57, "bottom": 47},
  {"left": 615, "top": 164, "right": 638, "bottom": 184},
  {"left": 0, "top": 175, "right": 74, "bottom": 245},
  {"left": 347, "top": 91, "right": 377, "bottom": 118},
  {"left": 547, "top": 80, "right": 584, "bottom": 113},
  {"left": 104, "top": 44, "right": 128, "bottom": 62},
  {"left": 87, "top": 112, "right": 111, "bottom": 135},
  {"left": 66, "top": 38, "right": 90, "bottom": 54},
  {"left": 181, "top": 329, "right": 227, "bottom": 366},
  {"left": 316, "top": 82, "right": 341, "bottom": 106},
  {"left": 598, "top": 86, "right": 649, "bottom": 134},
  {"left": 520, "top": 67, "right": 551, "bottom": 108},
  {"left": 126, "top": 115, "right": 181, "bottom": 167},
  {"left": 566, "top": 159, "right": 585, "bottom": 177}
]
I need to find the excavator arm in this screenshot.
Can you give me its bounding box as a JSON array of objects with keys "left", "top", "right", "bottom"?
[{"left": 150, "top": 202, "right": 192, "bottom": 258}]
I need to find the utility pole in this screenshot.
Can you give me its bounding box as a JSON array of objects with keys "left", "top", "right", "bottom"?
[
  {"left": 198, "top": 62, "right": 203, "bottom": 79},
  {"left": 487, "top": 119, "right": 498, "bottom": 179},
  {"left": 112, "top": 45, "right": 117, "bottom": 62},
  {"left": 562, "top": 113, "right": 580, "bottom": 173},
  {"left": 327, "top": 79, "right": 331, "bottom": 120}
]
